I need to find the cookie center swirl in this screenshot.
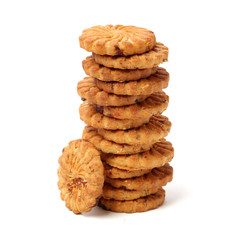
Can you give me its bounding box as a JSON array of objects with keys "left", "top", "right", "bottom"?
[{"left": 68, "top": 178, "right": 87, "bottom": 191}]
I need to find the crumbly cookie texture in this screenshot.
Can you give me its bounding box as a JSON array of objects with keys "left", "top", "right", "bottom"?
[
  {"left": 102, "top": 183, "right": 160, "bottom": 201},
  {"left": 93, "top": 42, "right": 168, "bottom": 69},
  {"left": 57, "top": 139, "right": 104, "bottom": 214},
  {"left": 102, "top": 139, "right": 174, "bottom": 170},
  {"left": 77, "top": 77, "right": 147, "bottom": 106},
  {"left": 103, "top": 161, "right": 151, "bottom": 179},
  {"left": 79, "top": 25, "right": 156, "bottom": 56},
  {"left": 96, "top": 67, "right": 169, "bottom": 95},
  {"left": 105, "top": 164, "right": 173, "bottom": 191},
  {"left": 82, "top": 126, "right": 152, "bottom": 155},
  {"left": 79, "top": 101, "right": 149, "bottom": 130},
  {"left": 97, "top": 114, "right": 171, "bottom": 145},
  {"left": 98, "top": 92, "right": 169, "bottom": 120},
  {"left": 99, "top": 188, "right": 165, "bottom": 213},
  {"left": 83, "top": 56, "right": 158, "bottom": 82}
]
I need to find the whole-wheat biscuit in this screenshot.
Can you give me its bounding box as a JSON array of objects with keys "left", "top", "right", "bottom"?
[
  {"left": 102, "top": 183, "right": 160, "bottom": 201},
  {"left": 97, "top": 114, "right": 171, "bottom": 145},
  {"left": 102, "top": 139, "right": 174, "bottom": 170},
  {"left": 96, "top": 67, "right": 169, "bottom": 95},
  {"left": 77, "top": 77, "right": 147, "bottom": 106},
  {"left": 82, "top": 56, "right": 158, "bottom": 82},
  {"left": 98, "top": 92, "right": 169, "bottom": 120},
  {"left": 79, "top": 25, "right": 156, "bottom": 56},
  {"left": 57, "top": 139, "right": 104, "bottom": 214},
  {"left": 79, "top": 101, "right": 149, "bottom": 130},
  {"left": 105, "top": 164, "right": 173, "bottom": 191},
  {"left": 82, "top": 126, "right": 152, "bottom": 155},
  {"left": 99, "top": 188, "right": 165, "bottom": 213},
  {"left": 103, "top": 162, "right": 151, "bottom": 179},
  {"left": 93, "top": 42, "right": 168, "bottom": 69}
]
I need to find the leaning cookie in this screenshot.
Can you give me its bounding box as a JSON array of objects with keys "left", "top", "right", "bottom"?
[
  {"left": 82, "top": 56, "right": 158, "bottom": 82},
  {"left": 93, "top": 42, "right": 168, "bottom": 69},
  {"left": 99, "top": 188, "right": 165, "bottom": 213},
  {"left": 79, "top": 101, "right": 149, "bottom": 130},
  {"left": 57, "top": 139, "right": 104, "bottom": 214}
]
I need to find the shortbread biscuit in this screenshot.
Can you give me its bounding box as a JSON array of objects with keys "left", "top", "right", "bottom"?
[
  {"left": 77, "top": 77, "right": 147, "bottom": 106},
  {"left": 79, "top": 25, "right": 156, "bottom": 56},
  {"left": 99, "top": 188, "right": 165, "bottom": 213},
  {"left": 79, "top": 102, "right": 149, "bottom": 130},
  {"left": 102, "top": 183, "right": 160, "bottom": 201},
  {"left": 93, "top": 42, "right": 168, "bottom": 69},
  {"left": 82, "top": 126, "right": 152, "bottom": 155},
  {"left": 97, "top": 114, "right": 171, "bottom": 145},
  {"left": 96, "top": 67, "right": 169, "bottom": 95},
  {"left": 98, "top": 92, "right": 169, "bottom": 120},
  {"left": 103, "top": 162, "right": 151, "bottom": 179},
  {"left": 83, "top": 56, "right": 158, "bottom": 82},
  {"left": 102, "top": 139, "right": 174, "bottom": 170},
  {"left": 105, "top": 164, "right": 173, "bottom": 191},
  {"left": 57, "top": 139, "right": 104, "bottom": 214}
]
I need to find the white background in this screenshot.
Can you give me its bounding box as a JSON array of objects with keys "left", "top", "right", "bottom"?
[{"left": 0, "top": 0, "right": 240, "bottom": 239}]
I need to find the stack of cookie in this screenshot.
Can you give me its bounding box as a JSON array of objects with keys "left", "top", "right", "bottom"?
[{"left": 78, "top": 25, "right": 174, "bottom": 213}]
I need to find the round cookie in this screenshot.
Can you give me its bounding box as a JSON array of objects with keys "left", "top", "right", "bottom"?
[
  {"left": 102, "top": 139, "right": 174, "bottom": 170},
  {"left": 79, "top": 25, "right": 156, "bottom": 56},
  {"left": 105, "top": 164, "right": 173, "bottom": 191},
  {"left": 103, "top": 162, "right": 151, "bottom": 179},
  {"left": 77, "top": 77, "right": 147, "bottom": 106},
  {"left": 97, "top": 114, "right": 171, "bottom": 145},
  {"left": 99, "top": 188, "right": 165, "bottom": 213},
  {"left": 82, "top": 56, "right": 158, "bottom": 82},
  {"left": 97, "top": 92, "right": 169, "bottom": 120},
  {"left": 79, "top": 101, "right": 149, "bottom": 130},
  {"left": 82, "top": 126, "right": 152, "bottom": 155},
  {"left": 93, "top": 42, "right": 168, "bottom": 69},
  {"left": 102, "top": 183, "right": 160, "bottom": 201},
  {"left": 96, "top": 67, "right": 169, "bottom": 95},
  {"left": 57, "top": 139, "right": 104, "bottom": 214}
]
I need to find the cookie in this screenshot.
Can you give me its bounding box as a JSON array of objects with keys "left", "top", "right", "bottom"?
[
  {"left": 82, "top": 126, "right": 152, "bottom": 155},
  {"left": 105, "top": 164, "right": 173, "bottom": 191},
  {"left": 97, "top": 114, "right": 171, "bottom": 145},
  {"left": 102, "top": 139, "right": 174, "bottom": 170},
  {"left": 102, "top": 183, "right": 160, "bottom": 201},
  {"left": 83, "top": 56, "right": 158, "bottom": 82},
  {"left": 97, "top": 92, "right": 169, "bottom": 120},
  {"left": 79, "top": 101, "right": 149, "bottom": 130},
  {"left": 93, "top": 42, "right": 168, "bottom": 69},
  {"left": 96, "top": 67, "right": 169, "bottom": 95},
  {"left": 79, "top": 25, "right": 156, "bottom": 56},
  {"left": 77, "top": 77, "right": 147, "bottom": 106},
  {"left": 57, "top": 139, "right": 104, "bottom": 214},
  {"left": 99, "top": 188, "right": 165, "bottom": 213},
  {"left": 103, "top": 161, "right": 151, "bottom": 179}
]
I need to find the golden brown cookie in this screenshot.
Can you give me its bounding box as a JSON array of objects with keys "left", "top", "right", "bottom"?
[
  {"left": 57, "top": 139, "right": 104, "bottom": 214},
  {"left": 83, "top": 56, "right": 158, "bottom": 82},
  {"left": 96, "top": 67, "right": 169, "bottom": 95},
  {"left": 102, "top": 183, "right": 160, "bottom": 201},
  {"left": 97, "top": 114, "right": 171, "bottom": 145},
  {"left": 103, "top": 162, "right": 151, "bottom": 179},
  {"left": 93, "top": 42, "right": 168, "bottom": 69},
  {"left": 79, "top": 25, "right": 156, "bottom": 56},
  {"left": 79, "top": 101, "right": 149, "bottom": 130},
  {"left": 105, "top": 164, "right": 173, "bottom": 191},
  {"left": 77, "top": 77, "right": 147, "bottom": 106},
  {"left": 99, "top": 188, "right": 165, "bottom": 213},
  {"left": 102, "top": 139, "right": 174, "bottom": 170},
  {"left": 82, "top": 126, "right": 152, "bottom": 155},
  {"left": 98, "top": 92, "right": 169, "bottom": 120}
]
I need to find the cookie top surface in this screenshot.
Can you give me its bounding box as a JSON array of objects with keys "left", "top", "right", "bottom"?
[
  {"left": 57, "top": 139, "right": 104, "bottom": 214},
  {"left": 79, "top": 25, "right": 156, "bottom": 56},
  {"left": 82, "top": 56, "right": 158, "bottom": 82}
]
